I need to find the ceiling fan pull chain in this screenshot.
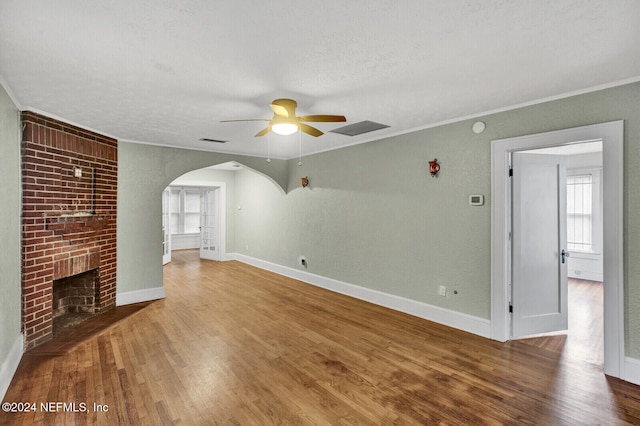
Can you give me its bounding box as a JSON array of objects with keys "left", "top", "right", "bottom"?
[
  {"left": 266, "top": 132, "right": 271, "bottom": 163},
  {"left": 298, "top": 130, "right": 302, "bottom": 166}
]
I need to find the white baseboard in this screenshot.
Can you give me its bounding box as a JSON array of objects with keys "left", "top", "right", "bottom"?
[
  {"left": 170, "top": 234, "right": 199, "bottom": 251},
  {"left": 116, "top": 286, "right": 165, "bottom": 306},
  {"left": 0, "top": 333, "right": 23, "bottom": 401},
  {"left": 568, "top": 271, "right": 604, "bottom": 282},
  {"left": 624, "top": 357, "right": 640, "bottom": 386},
  {"left": 232, "top": 253, "right": 491, "bottom": 339}
]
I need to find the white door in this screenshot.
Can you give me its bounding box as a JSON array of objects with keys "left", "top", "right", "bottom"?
[
  {"left": 512, "top": 152, "right": 568, "bottom": 337},
  {"left": 162, "top": 188, "right": 171, "bottom": 265},
  {"left": 200, "top": 188, "right": 219, "bottom": 260}
]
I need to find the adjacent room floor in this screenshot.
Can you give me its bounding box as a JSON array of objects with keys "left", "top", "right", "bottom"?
[
  {"left": 2, "top": 250, "right": 639, "bottom": 424},
  {"left": 518, "top": 277, "right": 604, "bottom": 367}
]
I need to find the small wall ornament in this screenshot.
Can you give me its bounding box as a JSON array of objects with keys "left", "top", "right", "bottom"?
[
  {"left": 428, "top": 159, "right": 440, "bottom": 177},
  {"left": 301, "top": 176, "right": 309, "bottom": 188}
]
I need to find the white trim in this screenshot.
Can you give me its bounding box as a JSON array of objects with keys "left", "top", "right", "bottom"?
[
  {"left": 216, "top": 184, "right": 227, "bottom": 261},
  {"left": 165, "top": 183, "right": 227, "bottom": 261},
  {"left": 624, "top": 357, "right": 640, "bottom": 386},
  {"left": 568, "top": 271, "right": 603, "bottom": 282},
  {"left": 491, "top": 121, "right": 624, "bottom": 379},
  {"left": 119, "top": 137, "right": 290, "bottom": 161},
  {"left": 22, "top": 107, "right": 119, "bottom": 140},
  {"left": 0, "top": 333, "right": 23, "bottom": 401},
  {"left": 122, "top": 77, "right": 640, "bottom": 160},
  {"left": 232, "top": 253, "right": 491, "bottom": 338},
  {"left": 0, "top": 75, "right": 22, "bottom": 110},
  {"left": 116, "top": 287, "right": 165, "bottom": 306},
  {"left": 170, "top": 233, "right": 200, "bottom": 250}
]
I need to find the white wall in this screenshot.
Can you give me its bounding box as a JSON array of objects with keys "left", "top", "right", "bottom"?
[{"left": 566, "top": 151, "right": 604, "bottom": 281}]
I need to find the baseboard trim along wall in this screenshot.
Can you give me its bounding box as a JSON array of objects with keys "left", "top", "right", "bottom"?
[
  {"left": 0, "top": 333, "right": 23, "bottom": 401},
  {"left": 229, "top": 253, "right": 640, "bottom": 385},
  {"left": 230, "top": 253, "right": 492, "bottom": 339},
  {"left": 1, "top": 289, "right": 165, "bottom": 399},
  {"left": 116, "top": 286, "right": 166, "bottom": 306},
  {"left": 568, "top": 271, "right": 604, "bottom": 282},
  {"left": 624, "top": 357, "right": 640, "bottom": 386}
]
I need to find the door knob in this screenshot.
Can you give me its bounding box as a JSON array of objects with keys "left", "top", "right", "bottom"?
[{"left": 561, "top": 249, "right": 570, "bottom": 264}]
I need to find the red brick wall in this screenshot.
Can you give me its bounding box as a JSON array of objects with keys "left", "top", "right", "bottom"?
[{"left": 21, "top": 111, "right": 117, "bottom": 349}]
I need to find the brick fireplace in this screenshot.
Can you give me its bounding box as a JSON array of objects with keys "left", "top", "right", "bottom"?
[{"left": 21, "top": 111, "right": 117, "bottom": 350}]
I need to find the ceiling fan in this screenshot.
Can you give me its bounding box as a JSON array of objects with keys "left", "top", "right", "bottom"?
[{"left": 221, "top": 98, "right": 346, "bottom": 137}]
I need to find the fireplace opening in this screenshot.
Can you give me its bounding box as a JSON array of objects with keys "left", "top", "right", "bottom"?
[{"left": 52, "top": 269, "right": 100, "bottom": 335}]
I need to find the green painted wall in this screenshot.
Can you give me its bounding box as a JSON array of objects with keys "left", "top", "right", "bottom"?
[
  {"left": 236, "top": 113, "right": 493, "bottom": 317},
  {"left": 233, "top": 82, "right": 640, "bottom": 355},
  {"left": 112, "top": 81, "right": 640, "bottom": 358},
  {"left": 3, "top": 79, "right": 638, "bottom": 387},
  {"left": 0, "top": 86, "right": 22, "bottom": 364},
  {"left": 116, "top": 142, "right": 287, "bottom": 293}
]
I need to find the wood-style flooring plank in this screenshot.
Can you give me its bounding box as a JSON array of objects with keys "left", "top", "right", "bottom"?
[{"left": 2, "top": 250, "right": 640, "bottom": 425}]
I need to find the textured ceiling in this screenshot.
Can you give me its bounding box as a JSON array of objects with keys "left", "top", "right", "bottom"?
[{"left": 1, "top": 1, "right": 639, "bottom": 159}]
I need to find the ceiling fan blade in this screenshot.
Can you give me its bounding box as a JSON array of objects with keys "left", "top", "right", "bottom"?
[
  {"left": 297, "top": 115, "right": 346, "bottom": 123},
  {"left": 220, "top": 119, "right": 270, "bottom": 122},
  {"left": 270, "top": 103, "right": 290, "bottom": 117},
  {"left": 255, "top": 126, "right": 271, "bottom": 137},
  {"left": 299, "top": 123, "right": 323, "bottom": 137}
]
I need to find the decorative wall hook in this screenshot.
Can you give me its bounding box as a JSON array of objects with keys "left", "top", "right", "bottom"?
[
  {"left": 301, "top": 176, "right": 309, "bottom": 188},
  {"left": 428, "top": 159, "right": 440, "bottom": 177}
]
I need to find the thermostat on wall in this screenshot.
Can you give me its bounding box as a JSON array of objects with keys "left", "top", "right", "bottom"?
[{"left": 469, "top": 194, "right": 484, "bottom": 206}]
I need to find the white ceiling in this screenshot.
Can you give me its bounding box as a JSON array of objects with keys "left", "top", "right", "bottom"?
[{"left": 1, "top": 1, "right": 639, "bottom": 159}]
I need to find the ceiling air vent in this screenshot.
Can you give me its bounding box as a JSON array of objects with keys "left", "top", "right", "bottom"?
[
  {"left": 199, "top": 138, "right": 227, "bottom": 143},
  {"left": 330, "top": 120, "right": 390, "bottom": 137}
]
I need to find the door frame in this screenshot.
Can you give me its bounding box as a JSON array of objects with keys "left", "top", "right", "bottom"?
[
  {"left": 162, "top": 182, "right": 227, "bottom": 261},
  {"left": 162, "top": 188, "right": 171, "bottom": 265},
  {"left": 199, "top": 186, "right": 224, "bottom": 261},
  {"left": 202, "top": 183, "right": 226, "bottom": 260},
  {"left": 490, "top": 121, "right": 624, "bottom": 379}
]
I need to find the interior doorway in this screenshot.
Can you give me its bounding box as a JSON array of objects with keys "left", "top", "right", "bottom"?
[
  {"left": 510, "top": 142, "right": 604, "bottom": 367},
  {"left": 491, "top": 121, "right": 624, "bottom": 379},
  {"left": 511, "top": 142, "right": 603, "bottom": 338},
  {"left": 162, "top": 183, "right": 227, "bottom": 265}
]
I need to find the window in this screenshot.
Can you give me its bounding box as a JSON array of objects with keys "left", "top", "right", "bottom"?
[
  {"left": 567, "top": 170, "right": 601, "bottom": 253},
  {"left": 169, "top": 187, "right": 201, "bottom": 234},
  {"left": 183, "top": 190, "right": 201, "bottom": 233}
]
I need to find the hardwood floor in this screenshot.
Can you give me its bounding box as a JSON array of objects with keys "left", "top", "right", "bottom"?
[
  {"left": 3, "top": 250, "right": 640, "bottom": 425},
  {"left": 517, "top": 278, "right": 604, "bottom": 362}
]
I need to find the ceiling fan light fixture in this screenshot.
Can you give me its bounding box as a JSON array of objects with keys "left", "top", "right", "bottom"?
[
  {"left": 271, "top": 122, "right": 299, "bottom": 136},
  {"left": 222, "top": 98, "right": 344, "bottom": 138}
]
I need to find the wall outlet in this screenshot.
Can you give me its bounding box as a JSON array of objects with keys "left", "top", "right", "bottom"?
[{"left": 438, "top": 285, "right": 447, "bottom": 297}]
